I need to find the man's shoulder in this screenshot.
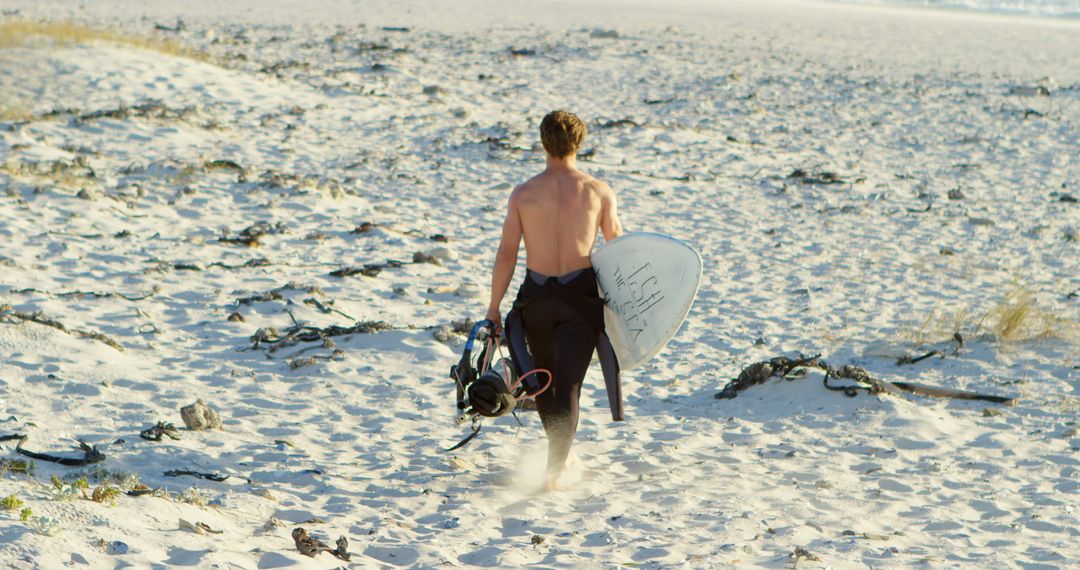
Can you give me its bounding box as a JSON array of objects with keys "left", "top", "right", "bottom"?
[
  {"left": 514, "top": 171, "right": 562, "bottom": 195},
  {"left": 510, "top": 177, "right": 539, "bottom": 199},
  {"left": 583, "top": 175, "right": 613, "bottom": 196}
]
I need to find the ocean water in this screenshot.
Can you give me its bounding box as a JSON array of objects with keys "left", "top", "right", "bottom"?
[{"left": 833, "top": 0, "right": 1080, "bottom": 17}]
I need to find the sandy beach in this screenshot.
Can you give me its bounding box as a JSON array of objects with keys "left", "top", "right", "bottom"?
[{"left": 0, "top": 0, "right": 1078, "bottom": 567}]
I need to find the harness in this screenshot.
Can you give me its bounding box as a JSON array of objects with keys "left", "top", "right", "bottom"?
[{"left": 447, "top": 320, "right": 551, "bottom": 451}]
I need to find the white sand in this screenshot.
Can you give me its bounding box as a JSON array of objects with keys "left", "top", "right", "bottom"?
[{"left": 0, "top": 0, "right": 1078, "bottom": 567}]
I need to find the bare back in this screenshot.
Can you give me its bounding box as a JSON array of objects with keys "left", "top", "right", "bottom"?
[
  {"left": 512, "top": 167, "right": 619, "bottom": 276},
  {"left": 486, "top": 157, "right": 622, "bottom": 332}
]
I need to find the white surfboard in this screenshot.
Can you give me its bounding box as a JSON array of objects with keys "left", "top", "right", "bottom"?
[{"left": 591, "top": 232, "right": 702, "bottom": 371}]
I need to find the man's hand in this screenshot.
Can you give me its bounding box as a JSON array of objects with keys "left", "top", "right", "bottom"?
[{"left": 485, "top": 305, "right": 503, "bottom": 335}]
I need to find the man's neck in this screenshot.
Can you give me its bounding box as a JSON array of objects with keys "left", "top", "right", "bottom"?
[{"left": 545, "top": 154, "right": 577, "bottom": 172}]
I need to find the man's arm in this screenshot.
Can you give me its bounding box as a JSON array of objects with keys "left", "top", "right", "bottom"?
[
  {"left": 599, "top": 183, "right": 623, "bottom": 242},
  {"left": 486, "top": 190, "right": 522, "bottom": 332}
]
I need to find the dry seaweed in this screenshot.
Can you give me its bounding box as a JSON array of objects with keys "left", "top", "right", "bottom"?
[
  {"left": 1, "top": 434, "right": 106, "bottom": 466},
  {"left": 0, "top": 305, "right": 123, "bottom": 351},
  {"left": 716, "top": 354, "right": 1016, "bottom": 404}
]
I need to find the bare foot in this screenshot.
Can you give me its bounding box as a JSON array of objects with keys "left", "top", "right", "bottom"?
[
  {"left": 541, "top": 452, "right": 579, "bottom": 492},
  {"left": 542, "top": 474, "right": 565, "bottom": 493}
]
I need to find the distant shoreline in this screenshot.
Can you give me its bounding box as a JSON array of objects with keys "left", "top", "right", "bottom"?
[
  {"left": 4, "top": 0, "right": 1080, "bottom": 31},
  {"left": 819, "top": 0, "right": 1080, "bottom": 20}
]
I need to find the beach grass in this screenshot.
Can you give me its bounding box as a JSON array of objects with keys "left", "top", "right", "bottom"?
[
  {"left": 982, "top": 285, "right": 1078, "bottom": 344},
  {"left": 904, "top": 285, "right": 1079, "bottom": 347},
  {"left": 901, "top": 306, "right": 971, "bottom": 347},
  {"left": 0, "top": 19, "right": 206, "bottom": 61}
]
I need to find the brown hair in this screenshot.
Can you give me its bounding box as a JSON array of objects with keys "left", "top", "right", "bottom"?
[{"left": 539, "top": 110, "right": 587, "bottom": 158}]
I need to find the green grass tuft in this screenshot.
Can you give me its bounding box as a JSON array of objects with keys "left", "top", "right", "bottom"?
[{"left": 1, "top": 494, "right": 24, "bottom": 510}]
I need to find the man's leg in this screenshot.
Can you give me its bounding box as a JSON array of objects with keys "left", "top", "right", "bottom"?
[{"left": 534, "top": 318, "right": 596, "bottom": 485}]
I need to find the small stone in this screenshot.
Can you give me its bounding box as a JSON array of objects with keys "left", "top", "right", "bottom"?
[
  {"left": 531, "top": 534, "right": 545, "bottom": 545},
  {"left": 422, "top": 85, "right": 444, "bottom": 96},
  {"left": 791, "top": 546, "right": 821, "bottom": 562},
  {"left": 393, "top": 287, "right": 407, "bottom": 296},
  {"left": 180, "top": 399, "right": 223, "bottom": 430},
  {"left": 968, "top": 217, "right": 995, "bottom": 227},
  {"left": 413, "top": 251, "right": 441, "bottom": 265},
  {"left": 424, "top": 246, "right": 458, "bottom": 262},
  {"left": 1063, "top": 427, "right": 1079, "bottom": 438},
  {"left": 227, "top": 312, "right": 244, "bottom": 322},
  {"left": 590, "top": 28, "right": 619, "bottom": 39},
  {"left": 982, "top": 407, "right": 1003, "bottom": 417},
  {"left": 947, "top": 188, "right": 965, "bottom": 200},
  {"left": 352, "top": 221, "right": 376, "bottom": 234},
  {"left": 179, "top": 518, "right": 203, "bottom": 534},
  {"left": 455, "top": 284, "right": 483, "bottom": 299},
  {"left": 76, "top": 188, "right": 96, "bottom": 200},
  {"left": 450, "top": 319, "right": 476, "bottom": 334},
  {"left": 289, "top": 356, "right": 317, "bottom": 369},
  {"left": 432, "top": 326, "right": 454, "bottom": 343},
  {"left": 253, "top": 489, "right": 277, "bottom": 501},
  {"left": 262, "top": 517, "right": 286, "bottom": 531},
  {"left": 107, "top": 541, "right": 128, "bottom": 555},
  {"left": 814, "top": 480, "right": 834, "bottom": 489}
]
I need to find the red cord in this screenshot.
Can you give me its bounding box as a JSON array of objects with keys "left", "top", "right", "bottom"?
[
  {"left": 477, "top": 335, "right": 494, "bottom": 374},
  {"left": 486, "top": 331, "right": 553, "bottom": 400},
  {"left": 511, "top": 368, "right": 552, "bottom": 400}
]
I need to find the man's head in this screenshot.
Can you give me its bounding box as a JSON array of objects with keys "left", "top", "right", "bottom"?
[{"left": 540, "top": 110, "right": 587, "bottom": 159}]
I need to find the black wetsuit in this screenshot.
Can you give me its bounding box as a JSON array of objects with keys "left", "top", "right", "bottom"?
[{"left": 505, "top": 267, "right": 621, "bottom": 477}]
